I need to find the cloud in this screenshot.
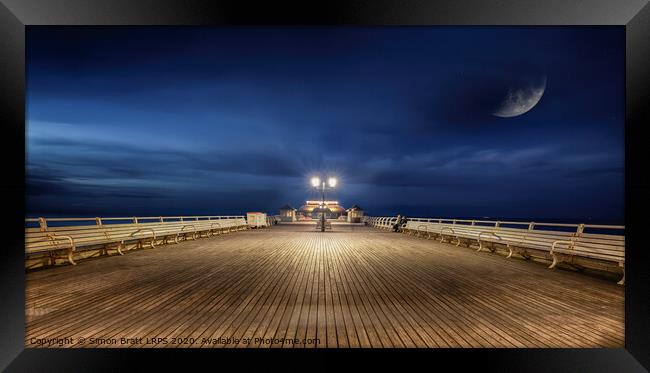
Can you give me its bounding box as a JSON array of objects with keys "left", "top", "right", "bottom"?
[
  {"left": 29, "top": 135, "right": 304, "bottom": 179},
  {"left": 25, "top": 27, "right": 624, "bottom": 221}
]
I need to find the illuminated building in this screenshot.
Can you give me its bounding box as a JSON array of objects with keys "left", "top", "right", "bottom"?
[{"left": 297, "top": 200, "right": 346, "bottom": 220}]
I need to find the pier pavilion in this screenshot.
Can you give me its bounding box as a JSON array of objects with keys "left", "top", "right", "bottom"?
[
  {"left": 297, "top": 200, "right": 346, "bottom": 220},
  {"left": 25, "top": 215, "right": 624, "bottom": 348}
]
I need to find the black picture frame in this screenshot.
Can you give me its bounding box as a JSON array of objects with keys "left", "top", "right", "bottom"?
[{"left": 1, "top": 0, "right": 648, "bottom": 371}]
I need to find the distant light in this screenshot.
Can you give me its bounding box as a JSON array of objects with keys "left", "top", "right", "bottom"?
[
  {"left": 311, "top": 177, "right": 321, "bottom": 187},
  {"left": 328, "top": 177, "right": 337, "bottom": 188},
  {"left": 306, "top": 200, "right": 339, "bottom": 205}
]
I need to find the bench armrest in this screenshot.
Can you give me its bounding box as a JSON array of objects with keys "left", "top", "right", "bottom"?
[
  {"left": 46, "top": 234, "right": 76, "bottom": 251},
  {"left": 130, "top": 228, "right": 157, "bottom": 240},
  {"left": 45, "top": 234, "right": 77, "bottom": 265},
  {"left": 478, "top": 231, "right": 501, "bottom": 251},
  {"left": 180, "top": 224, "right": 198, "bottom": 239},
  {"left": 550, "top": 240, "right": 574, "bottom": 255},
  {"left": 440, "top": 227, "right": 455, "bottom": 236},
  {"left": 548, "top": 239, "right": 575, "bottom": 269}
]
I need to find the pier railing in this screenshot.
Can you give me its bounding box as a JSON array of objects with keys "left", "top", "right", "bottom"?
[
  {"left": 26, "top": 215, "right": 246, "bottom": 231},
  {"left": 25, "top": 215, "right": 249, "bottom": 268},
  {"left": 364, "top": 216, "right": 624, "bottom": 233},
  {"left": 364, "top": 216, "right": 625, "bottom": 284}
]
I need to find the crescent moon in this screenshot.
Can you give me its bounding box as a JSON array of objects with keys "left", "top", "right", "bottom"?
[{"left": 493, "top": 77, "right": 547, "bottom": 118}]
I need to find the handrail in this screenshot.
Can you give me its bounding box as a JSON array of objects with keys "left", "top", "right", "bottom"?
[
  {"left": 402, "top": 217, "right": 624, "bottom": 230},
  {"left": 31, "top": 215, "right": 624, "bottom": 231},
  {"left": 25, "top": 215, "right": 247, "bottom": 231},
  {"left": 26, "top": 215, "right": 245, "bottom": 222},
  {"left": 365, "top": 216, "right": 624, "bottom": 233}
]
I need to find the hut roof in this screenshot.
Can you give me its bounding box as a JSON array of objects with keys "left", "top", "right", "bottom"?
[{"left": 279, "top": 204, "right": 295, "bottom": 211}]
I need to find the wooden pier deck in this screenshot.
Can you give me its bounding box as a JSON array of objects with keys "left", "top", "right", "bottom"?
[{"left": 25, "top": 224, "right": 624, "bottom": 348}]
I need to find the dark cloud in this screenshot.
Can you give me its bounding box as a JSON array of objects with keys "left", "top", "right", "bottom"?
[
  {"left": 26, "top": 27, "right": 624, "bottom": 222},
  {"left": 30, "top": 136, "right": 303, "bottom": 179}
]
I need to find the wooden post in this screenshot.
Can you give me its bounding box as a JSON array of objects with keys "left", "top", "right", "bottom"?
[
  {"left": 528, "top": 222, "right": 535, "bottom": 231},
  {"left": 96, "top": 217, "right": 103, "bottom": 228}
]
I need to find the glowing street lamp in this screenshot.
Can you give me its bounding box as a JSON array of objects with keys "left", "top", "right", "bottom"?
[{"left": 311, "top": 175, "right": 338, "bottom": 231}]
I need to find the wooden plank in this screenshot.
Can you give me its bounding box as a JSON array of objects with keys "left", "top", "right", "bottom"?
[{"left": 25, "top": 224, "right": 624, "bottom": 348}]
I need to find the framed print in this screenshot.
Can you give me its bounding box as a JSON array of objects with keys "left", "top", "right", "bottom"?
[{"left": 1, "top": 0, "right": 648, "bottom": 371}]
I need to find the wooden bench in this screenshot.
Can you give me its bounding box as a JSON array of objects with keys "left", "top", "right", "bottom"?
[
  {"left": 550, "top": 227, "right": 625, "bottom": 284},
  {"left": 25, "top": 216, "right": 249, "bottom": 267},
  {"left": 393, "top": 217, "right": 625, "bottom": 285},
  {"left": 26, "top": 223, "right": 160, "bottom": 265},
  {"left": 403, "top": 221, "right": 484, "bottom": 243}
]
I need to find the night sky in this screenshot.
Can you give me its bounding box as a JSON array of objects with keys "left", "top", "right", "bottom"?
[{"left": 26, "top": 27, "right": 624, "bottom": 222}]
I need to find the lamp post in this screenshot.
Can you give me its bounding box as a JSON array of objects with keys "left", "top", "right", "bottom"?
[{"left": 311, "top": 176, "right": 337, "bottom": 232}]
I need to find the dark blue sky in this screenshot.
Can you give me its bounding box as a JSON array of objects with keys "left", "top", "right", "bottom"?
[{"left": 26, "top": 27, "right": 624, "bottom": 222}]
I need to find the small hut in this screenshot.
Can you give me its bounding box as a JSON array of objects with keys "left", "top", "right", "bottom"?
[
  {"left": 278, "top": 204, "right": 297, "bottom": 222},
  {"left": 347, "top": 204, "right": 364, "bottom": 223}
]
